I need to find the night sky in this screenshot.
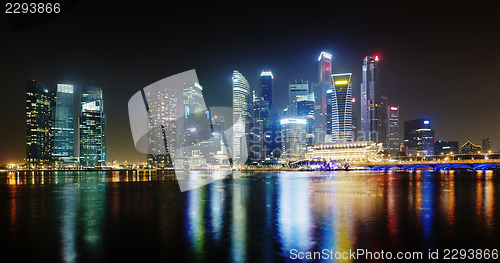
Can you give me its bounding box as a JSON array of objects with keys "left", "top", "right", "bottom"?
[{"left": 1, "top": 1, "right": 499, "bottom": 164}]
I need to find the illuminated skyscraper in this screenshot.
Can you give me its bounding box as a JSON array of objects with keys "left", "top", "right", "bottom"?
[
  {"left": 314, "top": 51, "right": 332, "bottom": 144},
  {"left": 331, "top": 73, "right": 353, "bottom": 141},
  {"left": 387, "top": 106, "right": 400, "bottom": 156},
  {"left": 52, "top": 84, "right": 75, "bottom": 160},
  {"left": 252, "top": 70, "right": 280, "bottom": 160},
  {"left": 351, "top": 97, "right": 359, "bottom": 140},
  {"left": 404, "top": 118, "right": 434, "bottom": 156},
  {"left": 297, "top": 94, "right": 315, "bottom": 147},
  {"left": 360, "top": 55, "right": 381, "bottom": 142},
  {"left": 232, "top": 70, "right": 252, "bottom": 164},
  {"left": 260, "top": 70, "right": 273, "bottom": 109},
  {"left": 26, "top": 80, "right": 55, "bottom": 168},
  {"left": 288, "top": 80, "right": 309, "bottom": 117},
  {"left": 79, "top": 87, "right": 106, "bottom": 167},
  {"left": 144, "top": 84, "right": 177, "bottom": 168},
  {"left": 280, "top": 118, "right": 307, "bottom": 161}
]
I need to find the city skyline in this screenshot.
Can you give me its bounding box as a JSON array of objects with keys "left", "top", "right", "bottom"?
[{"left": 1, "top": 1, "right": 500, "bottom": 164}]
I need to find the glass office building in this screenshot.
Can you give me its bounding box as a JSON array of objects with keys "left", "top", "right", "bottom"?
[
  {"left": 331, "top": 73, "right": 353, "bottom": 142},
  {"left": 26, "top": 80, "right": 55, "bottom": 167},
  {"left": 52, "top": 84, "right": 75, "bottom": 159},
  {"left": 79, "top": 87, "right": 106, "bottom": 167}
]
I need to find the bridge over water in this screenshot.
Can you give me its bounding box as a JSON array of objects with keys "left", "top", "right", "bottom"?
[
  {"left": 352, "top": 159, "right": 500, "bottom": 171},
  {"left": 292, "top": 158, "right": 500, "bottom": 171}
]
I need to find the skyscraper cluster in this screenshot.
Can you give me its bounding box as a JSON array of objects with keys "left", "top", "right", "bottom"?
[
  {"left": 232, "top": 52, "right": 401, "bottom": 163},
  {"left": 26, "top": 80, "right": 105, "bottom": 168}
]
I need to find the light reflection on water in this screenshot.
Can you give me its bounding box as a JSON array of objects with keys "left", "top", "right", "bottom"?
[{"left": 0, "top": 170, "right": 498, "bottom": 262}]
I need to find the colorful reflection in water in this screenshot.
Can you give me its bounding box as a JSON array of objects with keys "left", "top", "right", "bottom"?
[{"left": 0, "top": 171, "right": 498, "bottom": 262}]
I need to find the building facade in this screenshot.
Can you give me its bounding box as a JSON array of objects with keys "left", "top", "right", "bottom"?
[
  {"left": 297, "top": 94, "right": 315, "bottom": 147},
  {"left": 387, "top": 105, "right": 400, "bottom": 156},
  {"left": 232, "top": 70, "right": 252, "bottom": 164},
  {"left": 434, "top": 141, "right": 458, "bottom": 155},
  {"left": 52, "top": 84, "right": 75, "bottom": 160},
  {"left": 360, "top": 55, "right": 381, "bottom": 142},
  {"left": 331, "top": 73, "right": 353, "bottom": 142},
  {"left": 305, "top": 141, "right": 383, "bottom": 162},
  {"left": 461, "top": 141, "right": 481, "bottom": 154},
  {"left": 288, "top": 80, "right": 309, "bottom": 117},
  {"left": 79, "top": 87, "right": 106, "bottom": 167},
  {"left": 482, "top": 138, "right": 491, "bottom": 153},
  {"left": 404, "top": 118, "right": 434, "bottom": 156},
  {"left": 314, "top": 51, "right": 332, "bottom": 144},
  {"left": 26, "top": 80, "right": 55, "bottom": 168},
  {"left": 280, "top": 118, "right": 307, "bottom": 161}
]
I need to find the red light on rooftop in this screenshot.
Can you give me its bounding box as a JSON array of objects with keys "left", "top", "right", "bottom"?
[{"left": 32, "top": 79, "right": 35, "bottom": 82}]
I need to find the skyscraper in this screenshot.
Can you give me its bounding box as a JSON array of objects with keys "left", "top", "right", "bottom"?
[
  {"left": 144, "top": 83, "right": 177, "bottom": 168},
  {"left": 404, "top": 118, "right": 434, "bottom": 156},
  {"left": 387, "top": 106, "right": 400, "bottom": 156},
  {"left": 331, "top": 73, "right": 353, "bottom": 142},
  {"left": 280, "top": 118, "right": 307, "bottom": 161},
  {"left": 79, "top": 87, "right": 106, "bottom": 167},
  {"left": 254, "top": 70, "right": 280, "bottom": 160},
  {"left": 288, "top": 80, "right": 309, "bottom": 117},
  {"left": 26, "top": 80, "right": 55, "bottom": 168},
  {"left": 314, "top": 51, "right": 332, "bottom": 144},
  {"left": 52, "top": 84, "right": 75, "bottom": 160},
  {"left": 360, "top": 55, "right": 381, "bottom": 142},
  {"left": 351, "top": 97, "right": 359, "bottom": 140},
  {"left": 482, "top": 138, "right": 491, "bottom": 153},
  {"left": 232, "top": 70, "right": 252, "bottom": 164},
  {"left": 260, "top": 70, "right": 273, "bottom": 109},
  {"left": 297, "top": 94, "right": 315, "bottom": 147}
]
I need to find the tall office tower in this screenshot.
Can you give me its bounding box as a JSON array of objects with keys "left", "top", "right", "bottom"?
[
  {"left": 26, "top": 80, "right": 55, "bottom": 168},
  {"left": 52, "top": 84, "right": 74, "bottom": 161},
  {"left": 387, "top": 106, "right": 400, "bottom": 156},
  {"left": 331, "top": 73, "right": 353, "bottom": 142},
  {"left": 260, "top": 70, "right": 273, "bottom": 109},
  {"left": 404, "top": 118, "right": 434, "bottom": 156},
  {"left": 482, "top": 138, "right": 491, "bottom": 153},
  {"left": 144, "top": 84, "right": 177, "bottom": 168},
  {"left": 360, "top": 55, "right": 381, "bottom": 142},
  {"left": 79, "top": 87, "right": 106, "bottom": 167},
  {"left": 232, "top": 70, "right": 252, "bottom": 164},
  {"left": 280, "top": 118, "right": 307, "bottom": 161},
  {"left": 258, "top": 70, "right": 280, "bottom": 160},
  {"left": 314, "top": 51, "right": 332, "bottom": 144},
  {"left": 378, "top": 96, "right": 388, "bottom": 147},
  {"left": 288, "top": 80, "right": 309, "bottom": 117},
  {"left": 297, "top": 94, "right": 315, "bottom": 147},
  {"left": 351, "top": 97, "right": 359, "bottom": 140},
  {"left": 180, "top": 82, "right": 211, "bottom": 164}
]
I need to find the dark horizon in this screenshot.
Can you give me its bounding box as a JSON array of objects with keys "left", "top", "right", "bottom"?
[{"left": 1, "top": 1, "right": 500, "bottom": 164}]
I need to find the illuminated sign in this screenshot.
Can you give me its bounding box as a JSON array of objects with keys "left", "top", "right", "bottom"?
[
  {"left": 390, "top": 106, "right": 398, "bottom": 111},
  {"left": 375, "top": 55, "right": 380, "bottom": 61},
  {"left": 423, "top": 120, "right": 430, "bottom": 125},
  {"left": 334, "top": 80, "right": 348, "bottom": 85}
]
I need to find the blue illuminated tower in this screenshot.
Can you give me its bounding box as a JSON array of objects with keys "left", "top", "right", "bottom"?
[{"left": 52, "top": 84, "right": 75, "bottom": 160}]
